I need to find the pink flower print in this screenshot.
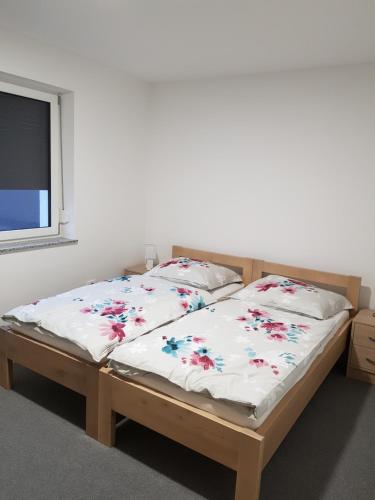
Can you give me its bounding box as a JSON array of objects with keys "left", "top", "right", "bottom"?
[
  {"left": 113, "top": 300, "right": 125, "bottom": 305},
  {"left": 100, "top": 321, "right": 125, "bottom": 341},
  {"left": 190, "top": 352, "right": 201, "bottom": 366},
  {"left": 190, "top": 352, "right": 215, "bottom": 370},
  {"left": 179, "top": 263, "right": 191, "bottom": 269},
  {"left": 267, "top": 333, "right": 288, "bottom": 342},
  {"left": 192, "top": 337, "right": 205, "bottom": 343},
  {"left": 271, "top": 365, "right": 280, "bottom": 375},
  {"left": 181, "top": 301, "right": 189, "bottom": 310},
  {"left": 256, "top": 282, "right": 279, "bottom": 292},
  {"left": 80, "top": 307, "right": 92, "bottom": 314},
  {"left": 160, "top": 259, "right": 179, "bottom": 268},
  {"left": 282, "top": 286, "right": 296, "bottom": 294},
  {"left": 113, "top": 305, "right": 128, "bottom": 314},
  {"left": 249, "top": 358, "right": 268, "bottom": 368},
  {"left": 100, "top": 307, "right": 113, "bottom": 316},
  {"left": 144, "top": 287, "right": 155, "bottom": 292},
  {"left": 133, "top": 316, "right": 146, "bottom": 326},
  {"left": 248, "top": 308, "right": 269, "bottom": 318},
  {"left": 100, "top": 305, "right": 126, "bottom": 316},
  {"left": 297, "top": 324, "right": 310, "bottom": 331},
  {"left": 176, "top": 287, "right": 193, "bottom": 296},
  {"left": 237, "top": 315, "right": 248, "bottom": 322},
  {"left": 261, "top": 322, "right": 288, "bottom": 332}
]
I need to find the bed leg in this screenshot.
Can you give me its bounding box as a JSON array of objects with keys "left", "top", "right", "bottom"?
[
  {"left": 0, "top": 352, "right": 13, "bottom": 390},
  {"left": 98, "top": 368, "right": 116, "bottom": 447},
  {"left": 235, "top": 434, "right": 264, "bottom": 500},
  {"left": 85, "top": 368, "right": 99, "bottom": 440}
]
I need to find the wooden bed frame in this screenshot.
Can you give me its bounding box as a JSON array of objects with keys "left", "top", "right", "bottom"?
[
  {"left": 0, "top": 246, "right": 253, "bottom": 440},
  {"left": 0, "top": 326, "right": 103, "bottom": 439},
  {"left": 97, "top": 257, "right": 361, "bottom": 500}
]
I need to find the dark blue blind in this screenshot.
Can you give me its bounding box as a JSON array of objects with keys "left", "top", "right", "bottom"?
[{"left": 0, "top": 91, "right": 51, "bottom": 190}]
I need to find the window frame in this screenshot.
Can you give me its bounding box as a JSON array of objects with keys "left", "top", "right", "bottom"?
[{"left": 0, "top": 81, "right": 61, "bottom": 242}]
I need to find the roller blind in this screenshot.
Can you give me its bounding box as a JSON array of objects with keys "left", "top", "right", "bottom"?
[{"left": 0, "top": 90, "right": 51, "bottom": 190}]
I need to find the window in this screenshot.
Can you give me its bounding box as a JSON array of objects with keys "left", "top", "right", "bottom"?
[{"left": 0, "top": 81, "right": 60, "bottom": 241}]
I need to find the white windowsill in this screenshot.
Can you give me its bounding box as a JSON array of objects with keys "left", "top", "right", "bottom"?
[{"left": 0, "top": 237, "right": 78, "bottom": 254}]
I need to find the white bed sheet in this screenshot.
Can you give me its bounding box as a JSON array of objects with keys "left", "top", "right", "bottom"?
[
  {"left": 110, "top": 308, "right": 349, "bottom": 429},
  {"left": 0, "top": 319, "right": 96, "bottom": 362},
  {"left": 2, "top": 279, "right": 242, "bottom": 362}
]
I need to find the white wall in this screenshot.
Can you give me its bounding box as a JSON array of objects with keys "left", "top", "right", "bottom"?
[
  {"left": 1, "top": 30, "right": 374, "bottom": 312},
  {"left": 145, "top": 65, "right": 375, "bottom": 307},
  {"left": 0, "top": 28, "right": 150, "bottom": 313}
]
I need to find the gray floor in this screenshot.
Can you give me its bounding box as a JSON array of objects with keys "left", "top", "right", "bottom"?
[{"left": 0, "top": 359, "right": 374, "bottom": 500}]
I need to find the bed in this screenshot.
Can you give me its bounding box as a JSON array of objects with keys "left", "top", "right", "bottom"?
[
  {"left": 97, "top": 259, "right": 361, "bottom": 499},
  {"left": 0, "top": 246, "right": 253, "bottom": 439}
]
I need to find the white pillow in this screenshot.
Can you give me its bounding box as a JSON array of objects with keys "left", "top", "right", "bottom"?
[
  {"left": 149, "top": 257, "right": 242, "bottom": 291},
  {"left": 232, "top": 274, "right": 352, "bottom": 319}
]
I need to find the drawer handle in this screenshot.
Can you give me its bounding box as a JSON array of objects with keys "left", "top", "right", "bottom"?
[
  {"left": 369, "top": 336, "right": 375, "bottom": 343},
  {"left": 366, "top": 357, "right": 375, "bottom": 366}
]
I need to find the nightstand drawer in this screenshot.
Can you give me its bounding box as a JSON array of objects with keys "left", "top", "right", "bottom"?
[
  {"left": 353, "top": 324, "right": 375, "bottom": 349},
  {"left": 350, "top": 345, "right": 375, "bottom": 374}
]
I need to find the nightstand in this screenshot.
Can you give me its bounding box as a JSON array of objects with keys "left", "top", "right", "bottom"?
[
  {"left": 347, "top": 309, "right": 375, "bottom": 384},
  {"left": 123, "top": 263, "right": 147, "bottom": 275}
]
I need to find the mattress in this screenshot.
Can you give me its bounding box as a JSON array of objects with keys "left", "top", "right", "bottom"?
[
  {"left": 109, "top": 302, "right": 349, "bottom": 430},
  {"left": 1, "top": 280, "right": 242, "bottom": 363},
  {"left": 0, "top": 319, "right": 97, "bottom": 363}
]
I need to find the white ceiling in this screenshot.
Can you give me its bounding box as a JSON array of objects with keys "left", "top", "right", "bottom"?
[{"left": 0, "top": 0, "right": 374, "bottom": 82}]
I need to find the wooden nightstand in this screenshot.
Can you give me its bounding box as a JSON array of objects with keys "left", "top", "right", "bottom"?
[
  {"left": 347, "top": 309, "right": 375, "bottom": 384},
  {"left": 123, "top": 263, "right": 147, "bottom": 275}
]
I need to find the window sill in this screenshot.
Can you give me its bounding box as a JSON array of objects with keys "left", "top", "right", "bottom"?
[{"left": 0, "top": 237, "right": 78, "bottom": 254}]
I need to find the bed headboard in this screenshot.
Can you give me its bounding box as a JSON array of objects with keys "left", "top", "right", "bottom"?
[
  {"left": 172, "top": 245, "right": 253, "bottom": 285},
  {"left": 251, "top": 260, "right": 361, "bottom": 313}
]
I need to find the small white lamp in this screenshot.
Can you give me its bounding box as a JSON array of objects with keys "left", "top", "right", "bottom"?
[{"left": 145, "top": 244, "right": 157, "bottom": 270}]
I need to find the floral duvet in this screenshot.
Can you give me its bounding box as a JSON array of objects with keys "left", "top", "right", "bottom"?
[
  {"left": 3, "top": 275, "right": 215, "bottom": 362},
  {"left": 108, "top": 299, "right": 347, "bottom": 420}
]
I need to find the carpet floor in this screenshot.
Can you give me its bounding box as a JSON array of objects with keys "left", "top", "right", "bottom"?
[{"left": 0, "top": 360, "right": 374, "bottom": 500}]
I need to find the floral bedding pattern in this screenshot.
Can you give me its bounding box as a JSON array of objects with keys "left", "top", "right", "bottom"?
[
  {"left": 149, "top": 257, "right": 242, "bottom": 290},
  {"left": 232, "top": 275, "right": 352, "bottom": 320},
  {"left": 254, "top": 277, "right": 317, "bottom": 294},
  {"left": 159, "top": 257, "right": 209, "bottom": 270},
  {"left": 109, "top": 298, "right": 346, "bottom": 420},
  {"left": 3, "top": 276, "right": 215, "bottom": 362}
]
